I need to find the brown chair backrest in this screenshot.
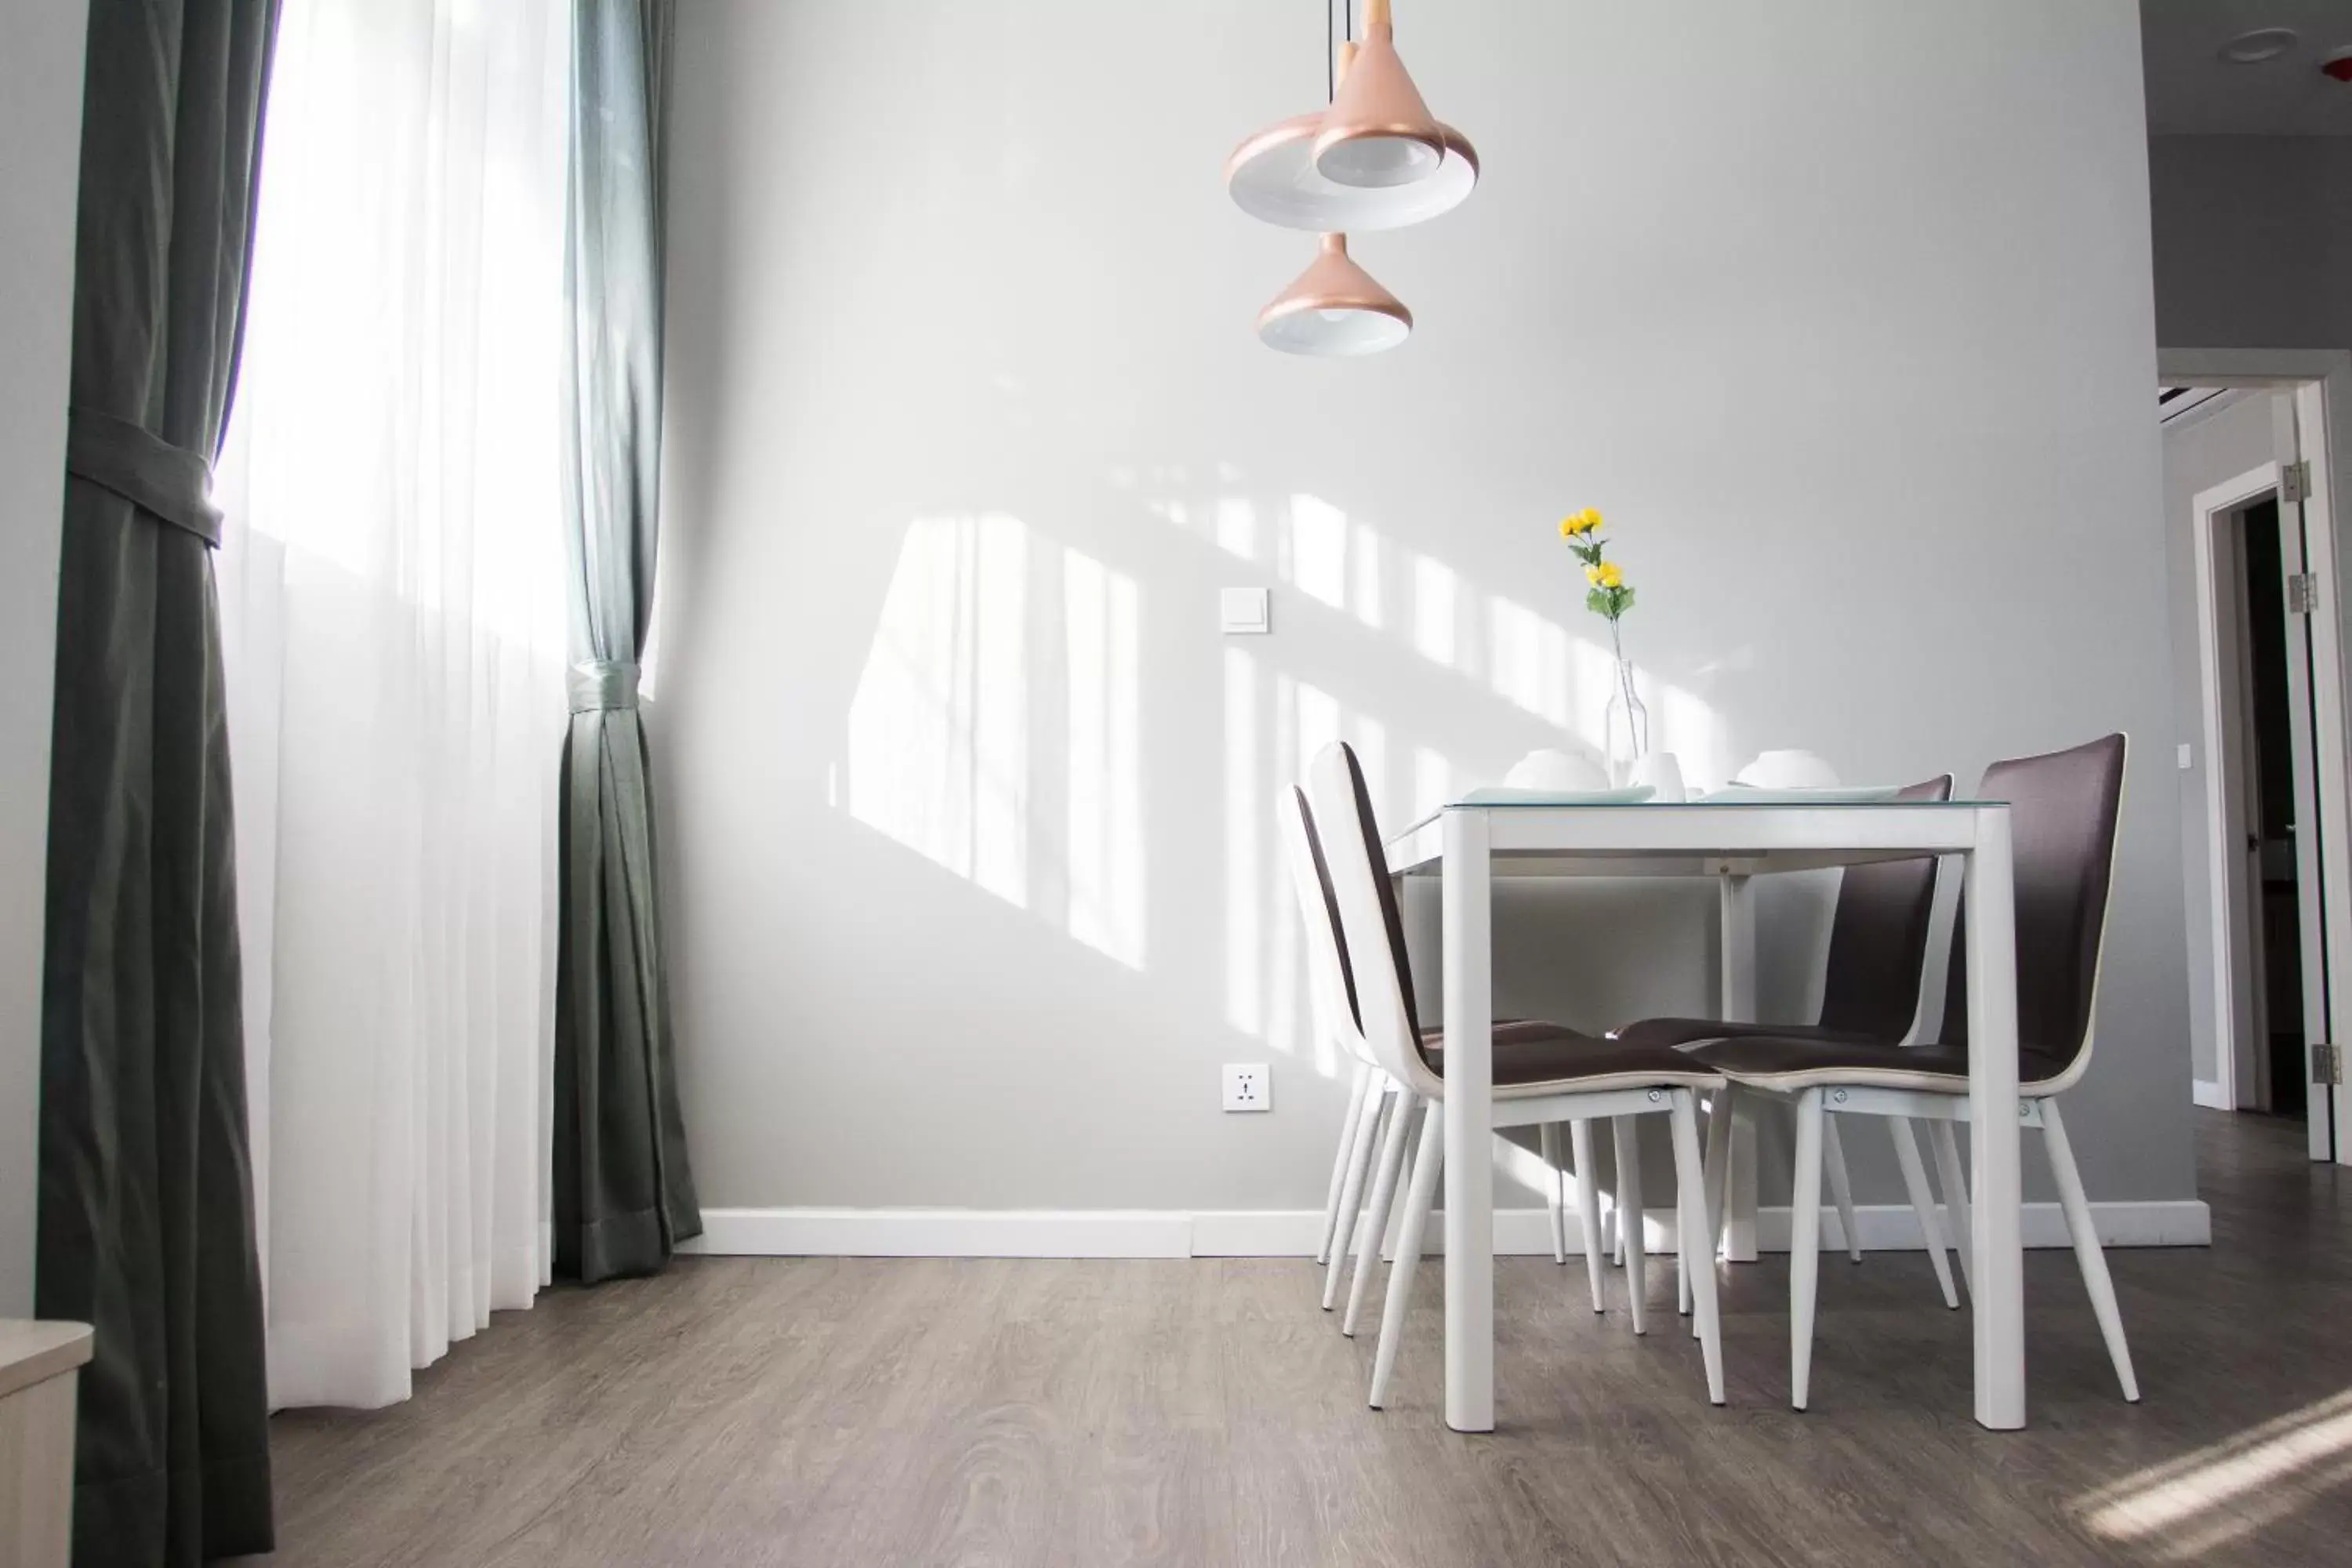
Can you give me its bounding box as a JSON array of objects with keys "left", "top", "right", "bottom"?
[
  {"left": 1940, "top": 734, "right": 2128, "bottom": 1076},
  {"left": 1333, "top": 742, "right": 1427, "bottom": 1047},
  {"left": 1816, "top": 775, "right": 1955, "bottom": 1038}
]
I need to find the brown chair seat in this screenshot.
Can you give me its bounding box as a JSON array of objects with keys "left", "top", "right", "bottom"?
[
  {"left": 1610, "top": 1017, "right": 1895, "bottom": 1052},
  {"left": 1686, "top": 1032, "right": 2074, "bottom": 1091},
  {"left": 1424, "top": 1023, "right": 1722, "bottom": 1090}
]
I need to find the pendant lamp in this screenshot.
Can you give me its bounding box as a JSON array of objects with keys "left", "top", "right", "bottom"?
[
  {"left": 1313, "top": 0, "right": 1451, "bottom": 190},
  {"left": 1225, "top": 14, "right": 1477, "bottom": 231},
  {"left": 1255, "top": 233, "right": 1412, "bottom": 357}
]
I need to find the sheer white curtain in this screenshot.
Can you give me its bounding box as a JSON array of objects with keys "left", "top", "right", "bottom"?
[{"left": 217, "top": 0, "right": 573, "bottom": 1410}]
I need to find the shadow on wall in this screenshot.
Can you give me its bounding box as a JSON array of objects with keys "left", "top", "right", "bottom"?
[{"left": 833, "top": 472, "right": 1736, "bottom": 1084}]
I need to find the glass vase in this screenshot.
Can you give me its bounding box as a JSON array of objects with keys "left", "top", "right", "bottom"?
[{"left": 1603, "top": 655, "right": 1650, "bottom": 786}]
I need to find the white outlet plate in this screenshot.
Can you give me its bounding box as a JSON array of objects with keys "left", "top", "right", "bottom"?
[{"left": 1222, "top": 1062, "right": 1271, "bottom": 1112}]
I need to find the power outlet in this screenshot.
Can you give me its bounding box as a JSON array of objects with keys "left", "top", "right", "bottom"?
[{"left": 1222, "top": 1062, "right": 1272, "bottom": 1112}]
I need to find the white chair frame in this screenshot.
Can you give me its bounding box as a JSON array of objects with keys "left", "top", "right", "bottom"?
[
  {"left": 1703, "top": 746, "right": 2138, "bottom": 1410},
  {"left": 1305, "top": 746, "right": 1726, "bottom": 1409},
  {"left": 1280, "top": 787, "right": 1609, "bottom": 1328}
]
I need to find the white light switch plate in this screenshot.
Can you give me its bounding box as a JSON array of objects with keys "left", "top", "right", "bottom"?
[
  {"left": 1221, "top": 586, "right": 1269, "bottom": 635},
  {"left": 1222, "top": 1062, "right": 1271, "bottom": 1112},
  {"left": 2177, "top": 742, "right": 2193, "bottom": 771}
]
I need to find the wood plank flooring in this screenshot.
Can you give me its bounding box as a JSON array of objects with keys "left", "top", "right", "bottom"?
[{"left": 234, "top": 1112, "right": 2352, "bottom": 1566}]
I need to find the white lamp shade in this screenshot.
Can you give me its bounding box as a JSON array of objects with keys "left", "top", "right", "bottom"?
[{"left": 1225, "top": 112, "right": 1478, "bottom": 232}]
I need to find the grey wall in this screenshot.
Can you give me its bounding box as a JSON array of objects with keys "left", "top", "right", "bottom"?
[
  {"left": 2148, "top": 136, "right": 2352, "bottom": 352},
  {"left": 2161, "top": 394, "right": 2281, "bottom": 1090},
  {"left": 0, "top": 0, "right": 87, "bottom": 1316},
  {"left": 655, "top": 0, "right": 2195, "bottom": 1218}
]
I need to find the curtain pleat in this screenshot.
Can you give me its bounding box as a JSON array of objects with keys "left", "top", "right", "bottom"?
[
  {"left": 36, "top": 2, "right": 281, "bottom": 1562},
  {"left": 553, "top": 0, "right": 699, "bottom": 1282}
]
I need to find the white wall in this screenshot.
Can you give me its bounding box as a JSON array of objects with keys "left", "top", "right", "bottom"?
[
  {"left": 0, "top": 0, "right": 87, "bottom": 1316},
  {"left": 2161, "top": 394, "right": 2281, "bottom": 1091},
  {"left": 655, "top": 0, "right": 2194, "bottom": 1219}
]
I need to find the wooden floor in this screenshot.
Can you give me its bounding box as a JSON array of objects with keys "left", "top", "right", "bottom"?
[{"left": 239, "top": 1112, "right": 2351, "bottom": 1566}]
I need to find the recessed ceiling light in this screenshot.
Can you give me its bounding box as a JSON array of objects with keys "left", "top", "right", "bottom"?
[{"left": 2219, "top": 27, "right": 2299, "bottom": 64}]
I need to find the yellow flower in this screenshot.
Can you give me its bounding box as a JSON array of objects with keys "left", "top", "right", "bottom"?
[
  {"left": 1586, "top": 561, "right": 1624, "bottom": 590},
  {"left": 1559, "top": 507, "right": 1603, "bottom": 538}
]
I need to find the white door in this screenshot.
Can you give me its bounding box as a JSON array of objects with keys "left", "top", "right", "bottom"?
[{"left": 2278, "top": 384, "right": 2352, "bottom": 1163}]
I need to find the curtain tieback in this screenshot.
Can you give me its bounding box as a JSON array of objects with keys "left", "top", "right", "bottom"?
[
  {"left": 64, "top": 406, "right": 224, "bottom": 547},
  {"left": 569, "top": 660, "right": 641, "bottom": 713}
]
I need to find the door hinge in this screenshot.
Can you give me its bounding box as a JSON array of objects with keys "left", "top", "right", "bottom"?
[
  {"left": 2288, "top": 572, "right": 2319, "bottom": 615},
  {"left": 2314, "top": 1041, "right": 2344, "bottom": 1087},
  {"left": 2283, "top": 459, "right": 2310, "bottom": 505}
]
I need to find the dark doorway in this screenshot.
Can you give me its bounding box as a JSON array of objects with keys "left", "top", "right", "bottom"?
[{"left": 2239, "top": 499, "right": 2307, "bottom": 1120}]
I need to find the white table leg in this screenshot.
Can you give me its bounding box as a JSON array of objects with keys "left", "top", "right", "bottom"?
[
  {"left": 1965, "top": 809, "right": 2026, "bottom": 1429},
  {"left": 1442, "top": 809, "right": 1494, "bottom": 1433},
  {"left": 1718, "top": 872, "right": 1759, "bottom": 1262}
]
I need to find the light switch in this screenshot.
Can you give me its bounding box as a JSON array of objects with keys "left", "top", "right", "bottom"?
[
  {"left": 1221, "top": 586, "right": 1270, "bottom": 635},
  {"left": 2177, "top": 742, "right": 2193, "bottom": 771}
]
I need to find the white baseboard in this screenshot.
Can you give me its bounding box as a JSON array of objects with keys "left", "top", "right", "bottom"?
[
  {"left": 687, "top": 1199, "right": 2210, "bottom": 1260},
  {"left": 2191, "top": 1079, "right": 2231, "bottom": 1110}
]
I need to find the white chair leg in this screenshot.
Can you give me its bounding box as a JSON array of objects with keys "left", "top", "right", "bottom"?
[
  {"left": 1790, "top": 1089, "right": 1825, "bottom": 1410},
  {"left": 1823, "top": 1113, "right": 1863, "bottom": 1263},
  {"left": 1540, "top": 1122, "right": 1569, "bottom": 1265},
  {"left": 1570, "top": 1118, "right": 1606, "bottom": 1312},
  {"left": 1889, "top": 1116, "right": 1959, "bottom": 1309},
  {"left": 1679, "top": 1227, "right": 1693, "bottom": 1318},
  {"left": 1613, "top": 1115, "right": 1647, "bottom": 1334},
  {"left": 1693, "top": 1087, "right": 1735, "bottom": 1340},
  {"left": 2042, "top": 1100, "right": 2140, "bottom": 1403},
  {"left": 1668, "top": 1091, "right": 1726, "bottom": 1404},
  {"left": 1325, "top": 1083, "right": 1388, "bottom": 1311},
  {"left": 1318, "top": 1062, "right": 1374, "bottom": 1266},
  {"left": 1369, "top": 1101, "right": 1444, "bottom": 1410},
  {"left": 1342, "top": 1087, "right": 1417, "bottom": 1338},
  {"left": 1927, "top": 1118, "right": 1974, "bottom": 1300},
  {"left": 1702, "top": 1086, "right": 1733, "bottom": 1261}
]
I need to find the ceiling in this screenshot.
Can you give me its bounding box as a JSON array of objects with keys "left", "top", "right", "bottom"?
[{"left": 2142, "top": 0, "right": 2352, "bottom": 135}]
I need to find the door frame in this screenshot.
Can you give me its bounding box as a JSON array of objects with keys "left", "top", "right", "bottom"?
[
  {"left": 2164, "top": 348, "right": 2352, "bottom": 1163},
  {"left": 2188, "top": 461, "right": 2278, "bottom": 1114}
]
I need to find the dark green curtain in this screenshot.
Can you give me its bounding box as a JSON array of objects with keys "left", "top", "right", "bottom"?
[
  {"left": 35, "top": 2, "right": 281, "bottom": 1563},
  {"left": 554, "top": 0, "right": 700, "bottom": 1283}
]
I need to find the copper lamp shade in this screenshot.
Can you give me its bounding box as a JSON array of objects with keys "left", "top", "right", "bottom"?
[
  {"left": 1313, "top": 0, "right": 1450, "bottom": 190},
  {"left": 1256, "top": 234, "right": 1412, "bottom": 357}
]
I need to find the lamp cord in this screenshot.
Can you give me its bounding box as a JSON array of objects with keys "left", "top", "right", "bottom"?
[{"left": 1327, "top": 0, "right": 1351, "bottom": 103}]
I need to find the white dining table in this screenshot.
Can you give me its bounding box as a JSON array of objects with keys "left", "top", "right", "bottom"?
[{"left": 1387, "top": 795, "right": 2027, "bottom": 1432}]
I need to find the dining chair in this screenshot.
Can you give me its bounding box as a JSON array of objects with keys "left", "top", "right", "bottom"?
[
  {"left": 1613, "top": 775, "right": 1964, "bottom": 1312},
  {"left": 1278, "top": 784, "right": 1603, "bottom": 1334},
  {"left": 1689, "top": 734, "right": 2136, "bottom": 1410},
  {"left": 1305, "top": 742, "right": 1727, "bottom": 1409}
]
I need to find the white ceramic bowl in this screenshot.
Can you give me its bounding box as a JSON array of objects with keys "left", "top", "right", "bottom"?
[
  {"left": 1502, "top": 748, "right": 1611, "bottom": 793},
  {"left": 1736, "top": 749, "right": 1840, "bottom": 789}
]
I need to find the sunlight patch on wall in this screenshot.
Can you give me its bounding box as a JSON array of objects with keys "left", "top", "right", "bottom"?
[
  {"left": 1486, "top": 592, "right": 1573, "bottom": 728},
  {"left": 1224, "top": 648, "right": 1262, "bottom": 1037},
  {"left": 1215, "top": 498, "right": 1257, "bottom": 563},
  {"left": 844, "top": 514, "right": 1145, "bottom": 968},
  {"left": 1411, "top": 553, "right": 1459, "bottom": 668},
  {"left": 1287, "top": 492, "right": 1349, "bottom": 613},
  {"left": 1063, "top": 552, "right": 1144, "bottom": 968}
]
